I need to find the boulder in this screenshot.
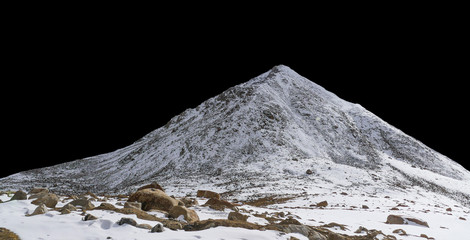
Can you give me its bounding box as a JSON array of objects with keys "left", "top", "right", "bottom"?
[
  {"left": 62, "top": 203, "right": 77, "bottom": 212},
  {"left": 279, "top": 218, "right": 302, "bottom": 225},
  {"left": 83, "top": 214, "right": 98, "bottom": 221},
  {"left": 136, "top": 224, "right": 152, "bottom": 230},
  {"left": 29, "top": 188, "right": 49, "bottom": 194},
  {"left": 28, "top": 188, "right": 49, "bottom": 199},
  {"left": 10, "top": 190, "right": 27, "bottom": 201},
  {"left": 28, "top": 204, "right": 48, "bottom": 216},
  {"left": 204, "top": 198, "right": 236, "bottom": 211},
  {"left": 69, "top": 199, "right": 95, "bottom": 210},
  {"left": 386, "top": 215, "right": 429, "bottom": 228},
  {"left": 164, "top": 221, "right": 183, "bottom": 230},
  {"left": 306, "top": 169, "right": 313, "bottom": 175},
  {"left": 137, "top": 182, "right": 165, "bottom": 192},
  {"left": 0, "top": 227, "right": 21, "bottom": 240},
  {"left": 316, "top": 201, "right": 328, "bottom": 207},
  {"left": 197, "top": 190, "right": 220, "bottom": 199},
  {"left": 180, "top": 197, "right": 199, "bottom": 207},
  {"left": 151, "top": 223, "right": 165, "bottom": 232},
  {"left": 124, "top": 201, "right": 142, "bottom": 210},
  {"left": 31, "top": 193, "right": 59, "bottom": 208},
  {"left": 168, "top": 206, "right": 200, "bottom": 223},
  {"left": 228, "top": 212, "right": 249, "bottom": 222},
  {"left": 128, "top": 188, "right": 178, "bottom": 211},
  {"left": 117, "top": 217, "right": 137, "bottom": 226},
  {"left": 392, "top": 229, "right": 407, "bottom": 236}
]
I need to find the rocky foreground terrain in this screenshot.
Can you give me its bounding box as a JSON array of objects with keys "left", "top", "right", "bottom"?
[{"left": 1, "top": 182, "right": 468, "bottom": 239}]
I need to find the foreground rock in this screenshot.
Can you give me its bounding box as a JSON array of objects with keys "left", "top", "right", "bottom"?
[
  {"left": 197, "top": 190, "right": 221, "bottom": 199},
  {"left": 0, "top": 227, "right": 20, "bottom": 240},
  {"left": 385, "top": 215, "right": 429, "bottom": 228},
  {"left": 28, "top": 204, "right": 48, "bottom": 216},
  {"left": 228, "top": 211, "right": 249, "bottom": 222},
  {"left": 151, "top": 223, "right": 164, "bottom": 233},
  {"left": 168, "top": 206, "right": 200, "bottom": 223},
  {"left": 31, "top": 193, "right": 59, "bottom": 208},
  {"left": 128, "top": 188, "right": 178, "bottom": 211},
  {"left": 118, "top": 217, "right": 137, "bottom": 226},
  {"left": 69, "top": 198, "right": 95, "bottom": 210},
  {"left": 204, "top": 198, "right": 237, "bottom": 210},
  {"left": 10, "top": 190, "right": 27, "bottom": 200},
  {"left": 137, "top": 182, "right": 165, "bottom": 192}
]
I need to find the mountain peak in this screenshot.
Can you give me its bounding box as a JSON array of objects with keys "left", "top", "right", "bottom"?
[{"left": 1, "top": 66, "right": 469, "bottom": 207}]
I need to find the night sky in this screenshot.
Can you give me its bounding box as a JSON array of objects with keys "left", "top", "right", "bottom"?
[{"left": 2, "top": 16, "right": 468, "bottom": 178}]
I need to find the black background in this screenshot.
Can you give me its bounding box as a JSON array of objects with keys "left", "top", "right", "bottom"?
[{"left": 2, "top": 9, "right": 468, "bottom": 178}]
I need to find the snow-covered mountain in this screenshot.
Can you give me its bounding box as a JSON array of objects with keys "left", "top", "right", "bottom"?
[{"left": 1, "top": 65, "right": 469, "bottom": 206}]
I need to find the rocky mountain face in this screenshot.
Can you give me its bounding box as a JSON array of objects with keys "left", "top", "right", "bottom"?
[{"left": 1, "top": 65, "right": 469, "bottom": 206}]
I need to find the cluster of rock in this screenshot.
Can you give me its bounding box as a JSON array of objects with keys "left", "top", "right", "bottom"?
[{"left": 2, "top": 183, "right": 438, "bottom": 240}]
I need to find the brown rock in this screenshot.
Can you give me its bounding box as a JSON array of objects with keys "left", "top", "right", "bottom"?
[
  {"left": 62, "top": 203, "right": 77, "bottom": 211},
  {"left": 69, "top": 199, "right": 95, "bottom": 210},
  {"left": 197, "top": 190, "right": 221, "bottom": 199},
  {"left": 128, "top": 188, "right": 179, "bottom": 211},
  {"left": 459, "top": 217, "right": 466, "bottom": 220},
  {"left": 446, "top": 207, "right": 452, "bottom": 212},
  {"left": 118, "top": 217, "right": 137, "bottom": 226},
  {"left": 392, "top": 229, "right": 407, "bottom": 235},
  {"left": 31, "top": 193, "right": 59, "bottom": 208},
  {"left": 83, "top": 214, "right": 98, "bottom": 221},
  {"left": 151, "top": 223, "right": 165, "bottom": 232},
  {"left": 28, "top": 188, "right": 49, "bottom": 199},
  {"left": 204, "top": 198, "right": 236, "bottom": 211},
  {"left": 29, "top": 188, "right": 49, "bottom": 195},
  {"left": 168, "top": 206, "right": 200, "bottom": 223},
  {"left": 137, "top": 182, "right": 165, "bottom": 192},
  {"left": 306, "top": 169, "right": 313, "bottom": 175},
  {"left": 124, "top": 201, "right": 142, "bottom": 210},
  {"left": 136, "top": 224, "right": 152, "bottom": 230},
  {"left": 28, "top": 204, "right": 48, "bottom": 216},
  {"left": 228, "top": 211, "right": 249, "bottom": 222},
  {"left": 164, "top": 221, "right": 183, "bottom": 230},
  {"left": 180, "top": 197, "right": 199, "bottom": 207},
  {"left": 386, "top": 215, "right": 429, "bottom": 228},
  {"left": 279, "top": 218, "right": 302, "bottom": 225},
  {"left": 362, "top": 205, "right": 369, "bottom": 209},
  {"left": 10, "top": 190, "right": 27, "bottom": 200},
  {"left": 0, "top": 227, "right": 21, "bottom": 240},
  {"left": 316, "top": 201, "right": 328, "bottom": 207}
]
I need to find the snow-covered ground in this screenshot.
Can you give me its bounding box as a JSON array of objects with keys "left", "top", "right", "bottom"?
[
  {"left": 1, "top": 183, "right": 468, "bottom": 240},
  {"left": 0, "top": 193, "right": 306, "bottom": 240}
]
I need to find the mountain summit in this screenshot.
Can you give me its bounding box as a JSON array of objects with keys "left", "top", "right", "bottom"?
[{"left": 2, "top": 65, "right": 469, "bottom": 205}]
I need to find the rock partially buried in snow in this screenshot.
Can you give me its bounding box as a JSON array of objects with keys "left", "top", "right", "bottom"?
[
  {"left": 168, "top": 206, "right": 200, "bottom": 223},
  {"left": 228, "top": 211, "right": 249, "bottom": 222},
  {"left": 69, "top": 198, "right": 95, "bottom": 210},
  {"left": 197, "top": 190, "right": 220, "bottom": 199},
  {"left": 204, "top": 198, "right": 237, "bottom": 211},
  {"left": 124, "top": 201, "right": 142, "bottom": 210},
  {"left": 137, "top": 182, "right": 165, "bottom": 192},
  {"left": 31, "top": 193, "right": 59, "bottom": 208},
  {"left": 117, "top": 217, "right": 137, "bottom": 226},
  {"left": 128, "top": 188, "right": 179, "bottom": 211},
  {"left": 385, "top": 215, "right": 429, "bottom": 228},
  {"left": 27, "top": 204, "right": 48, "bottom": 216},
  {"left": 151, "top": 223, "right": 164, "bottom": 233},
  {"left": 83, "top": 214, "right": 98, "bottom": 221},
  {"left": 10, "top": 190, "right": 27, "bottom": 201}
]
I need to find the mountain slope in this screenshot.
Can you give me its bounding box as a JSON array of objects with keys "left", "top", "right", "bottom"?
[{"left": 1, "top": 65, "right": 469, "bottom": 206}]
